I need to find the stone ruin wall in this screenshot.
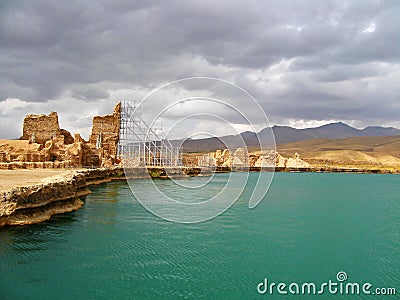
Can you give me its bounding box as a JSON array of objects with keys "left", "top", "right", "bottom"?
[
  {"left": 0, "top": 103, "right": 122, "bottom": 169},
  {"left": 89, "top": 102, "right": 121, "bottom": 165},
  {"left": 0, "top": 152, "right": 8, "bottom": 163},
  {"left": 197, "top": 148, "right": 310, "bottom": 169},
  {"left": 21, "top": 112, "right": 60, "bottom": 144}
]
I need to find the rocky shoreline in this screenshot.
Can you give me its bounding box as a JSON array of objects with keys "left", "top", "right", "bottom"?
[
  {"left": 0, "top": 165, "right": 398, "bottom": 227},
  {"left": 0, "top": 168, "right": 115, "bottom": 226},
  {"left": 0, "top": 167, "right": 204, "bottom": 227}
]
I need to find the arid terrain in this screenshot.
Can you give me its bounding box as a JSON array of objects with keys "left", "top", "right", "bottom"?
[
  {"left": 275, "top": 135, "right": 400, "bottom": 169},
  {"left": 0, "top": 169, "right": 79, "bottom": 192},
  {"left": 184, "top": 135, "right": 400, "bottom": 171}
]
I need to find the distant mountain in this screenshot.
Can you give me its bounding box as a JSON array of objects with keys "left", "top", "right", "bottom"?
[
  {"left": 361, "top": 126, "right": 400, "bottom": 136},
  {"left": 302, "top": 122, "right": 360, "bottom": 139},
  {"left": 180, "top": 122, "right": 400, "bottom": 152},
  {"left": 259, "top": 126, "right": 312, "bottom": 144}
]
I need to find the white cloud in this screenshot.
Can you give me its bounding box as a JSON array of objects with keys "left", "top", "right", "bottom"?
[{"left": 362, "top": 22, "right": 376, "bottom": 33}]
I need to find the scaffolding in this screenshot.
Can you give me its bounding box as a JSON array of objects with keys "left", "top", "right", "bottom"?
[{"left": 117, "top": 100, "right": 182, "bottom": 166}]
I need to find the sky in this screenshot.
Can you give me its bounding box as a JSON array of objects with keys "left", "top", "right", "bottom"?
[{"left": 0, "top": 0, "right": 399, "bottom": 140}]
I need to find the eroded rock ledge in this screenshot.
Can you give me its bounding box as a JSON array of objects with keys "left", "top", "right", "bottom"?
[
  {"left": 0, "top": 167, "right": 204, "bottom": 226},
  {"left": 2, "top": 164, "right": 394, "bottom": 227},
  {"left": 0, "top": 168, "right": 126, "bottom": 226}
]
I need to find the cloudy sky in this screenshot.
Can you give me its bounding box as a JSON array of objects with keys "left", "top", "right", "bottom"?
[{"left": 0, "top": 0, "right": 399, "bottom": 139}]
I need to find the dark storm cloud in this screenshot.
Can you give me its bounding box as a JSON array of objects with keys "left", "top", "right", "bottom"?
[
  {"left": 0, "top": 0, "right": 399, "bottom": 139},
  {"left": 71, "top": 85, "right": 110, "bottom": 100}
]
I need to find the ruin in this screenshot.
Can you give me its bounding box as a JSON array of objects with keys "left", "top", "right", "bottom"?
[
  {"left": 0, "top": 104, "right": 122, "bottom": 169},
  {"left": 21, "top": 111, "right": 60, "bottom": 144},
  {"left": 232, "top": 148, "right": 248, "bottom": 167},
  {"left": 89, "top": 103, "right": 121, "bottom": 166},
  {"left": 0, "top": 101, "right": 183, "bottom": 170},
  {"left": 197, "top": 148, "right": 309, "bottom": 169},
  {"left": 0, "top": 102, "right": 308, "bottom": 170}
]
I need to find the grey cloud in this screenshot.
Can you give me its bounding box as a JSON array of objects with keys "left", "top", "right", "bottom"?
[
  {"left": 0, "top": 0, "right": 399, "bottom": 138},
  {"left": 310, "top": 63, "right": 390, "bottom": 83},
  {"left": 71, "top": 85, "right": 110, "bottom": 100}
]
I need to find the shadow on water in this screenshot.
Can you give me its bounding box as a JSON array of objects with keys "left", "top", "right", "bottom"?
[
  {"left": 0, "top": 215, "right": 78, "bottom": 278},
  {"left": 0, "top": 181, "right": 127, "bottom": 265}
]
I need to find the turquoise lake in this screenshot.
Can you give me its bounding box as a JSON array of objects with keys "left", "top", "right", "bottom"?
[{"left": 1, "top": 172, "right": 399, "bottom": 299}]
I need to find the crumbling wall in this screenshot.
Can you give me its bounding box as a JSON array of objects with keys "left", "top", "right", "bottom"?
[
  {"left": 199, "top": 149, "right": 309, "bottom": 169},
  {"left": 21, "top": 112, "right": 60, "bottom": 144},
  {"left": 0, "top": 152, "right": 7, "bottom": 163},
  {"left": 232, "top": 148, "right": 248, "bottom": 167},
  {"left": 59, "top": 129, "right": 74, "bottom": 144},
  {"left": 63, "top": 134, "right": 99, "bottom": 167},
  {"left": 2, "top": 103, "right": 121, "bottom": 169},
  {"left": 286, "top": 152, "right": 310, "bottom": 168},
  {"left": 89, "top": 102, "right": 121, "bottom": 163},
  {"left": 197, "top": 153, "right": 217, "bottom": 167}
]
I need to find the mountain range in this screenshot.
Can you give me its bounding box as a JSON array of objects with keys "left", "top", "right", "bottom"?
[{"left": 180, "top": 122, "right": 400, "bottom": 152}]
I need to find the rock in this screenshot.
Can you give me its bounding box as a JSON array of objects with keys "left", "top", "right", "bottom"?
[
  {"left": 219, "top": 149, "right": 232, "bottom": 167},
  {"left": 232, "top": 148, "right": 248, "bottom": 167},
  {"left": 0, "top": 171, "right": 90, "bottom": 226},
  {"left": 197, "top": 153, "right": 217, "bottom": 167},
  {"left": 59, "top": 129, "right": 74, "bottom": 144},
  {"left": 286, "top": 152, "right": 310, "bottom": 168},
  {"left": 74, "top": 134, "right": 85, "bottom": 143},
  {"left": 254, "top": 155, "right": 275, "bottom": 168},
  {"left": 197, "top": 149, "right": 309, "bottom": 169},
  {"left": 276, "top": 152, "right": 288, "bottom": 168},
  {"left": 0, "top": 151, "right": 8, "bottom": 163}
]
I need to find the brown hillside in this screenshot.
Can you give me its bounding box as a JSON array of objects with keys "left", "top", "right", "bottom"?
[{"left": 276, "top": 135, "right": 400, "bottom": 168}]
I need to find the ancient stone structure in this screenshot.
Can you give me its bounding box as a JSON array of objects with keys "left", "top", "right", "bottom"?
[
  {"left": 0, "top": 103, "right": 122, "bottom": 169},
  {"left": 197, "top": 153, "right": 217, "bottom": 167},
  {"left": 198, "top": 148, "right": 309, "bottom": 169},
  {"left": 0, "top": 140, "right": 42, "bottom": 163},
  {"left": 59, "top": 129, "right": 75, "bottom": 144},
  {"left": 89, "top": 103, "right": 121, "bottom": 166},
  {"left": 1, "top": 102, "right": 311, "bottom": 171},
  {"left": 21, "top": 111, "right": 60, "bottom": 144},
  {"left": 64, "top": 134, "right": 100, "bottom": 167},
  {"left": 254, "top": 152, "right": 275, "bottom": 168},
  {"left": 198, "top": 148, "right": 246, "bottom": 167},
  {"left": 232, "top": 148, "right": 248, "bottom": 167},
  {"left": 286, "top": 152, "right": 310, "bottom": 168},
  {"left": 218, "top": 149, "right": 232, "bottom": 167},
  {"left": 0, "top": 151, "right": 7, "bottom": 163}
]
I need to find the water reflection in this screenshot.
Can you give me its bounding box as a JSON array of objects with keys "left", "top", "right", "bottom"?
[{"left": 0, "top": 213, "right": 76, "bottom": 271}]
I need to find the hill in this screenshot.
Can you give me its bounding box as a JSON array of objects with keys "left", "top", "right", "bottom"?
[
  {"left": 181, "top": 122, "right": 400, "bottom": 152},
  {"left": 275, "top": 135, "right": 400, "bottom": 168}
]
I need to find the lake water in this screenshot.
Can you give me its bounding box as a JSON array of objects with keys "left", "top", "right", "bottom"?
[{"left": 1, "top": 173, "right": 399, "bottom": 299}]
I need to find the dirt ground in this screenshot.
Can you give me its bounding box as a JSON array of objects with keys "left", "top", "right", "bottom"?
[{"left": 0, "top": 169, "right": 81, "bottom": 192}]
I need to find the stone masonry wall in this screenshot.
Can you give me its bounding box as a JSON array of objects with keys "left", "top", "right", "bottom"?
[
  {"left": 21, "top": 112, "right": 60, "bottom": 144},
  {"left": 89, "top": 102, "right": 121, "bottom": 159},
  {"left": 2, "top": 103, "right": 121, "bottom": 169}
]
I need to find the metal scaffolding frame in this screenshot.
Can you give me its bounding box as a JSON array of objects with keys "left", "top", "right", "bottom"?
[{"left": 117, "top": 100, "right": 182, "bottom": 166}]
